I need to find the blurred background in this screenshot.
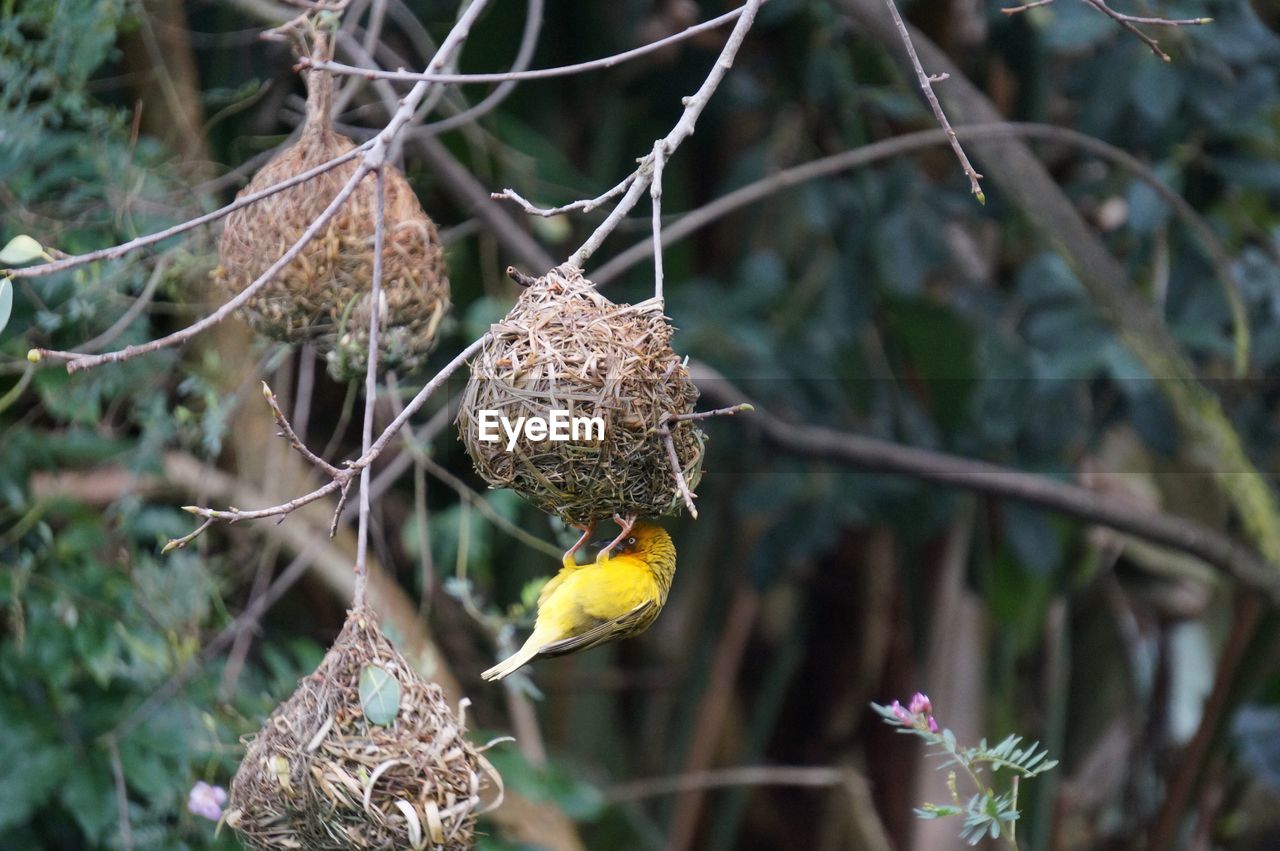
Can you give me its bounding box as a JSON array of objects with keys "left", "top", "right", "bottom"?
[{"left": 4, "top": 0, "right": 1280, "bottom": 848}]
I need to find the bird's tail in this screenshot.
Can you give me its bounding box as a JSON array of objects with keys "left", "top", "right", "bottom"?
[{"left": 481, "top": 636, "right": 543, "bottom": 681}]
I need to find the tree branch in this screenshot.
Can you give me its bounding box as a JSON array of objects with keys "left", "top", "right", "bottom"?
[
  {"left": 565, "top": 0, "right": 765, "bottom": 269},
  {"left": 882, "top": 0, "right": 984, "bottom": 201},
  {"left": 301, "top": 3, "right": 748, "bottom": 85},
  {"left": 691, "top": 363, "right": 1280, "bottom": 601}
]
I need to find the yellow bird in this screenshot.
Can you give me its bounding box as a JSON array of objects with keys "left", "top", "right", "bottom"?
[{"left": 481, "top": 521, "right": 677, "bottom": 681}]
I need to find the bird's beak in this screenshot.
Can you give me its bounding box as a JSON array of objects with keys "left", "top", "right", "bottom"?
[{"left": 590, "top": 537, "right": 615, "bottom": 553}]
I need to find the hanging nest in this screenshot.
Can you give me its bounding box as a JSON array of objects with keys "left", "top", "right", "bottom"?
[
  {"left": 456, "top": 267, "right": 704, "bottom": 526},
  {"left": 225, "top": 607, "right": 493, "bottom": 851},
  {"left": 213, "top": 29, "right": 450, "bottom": 381}
]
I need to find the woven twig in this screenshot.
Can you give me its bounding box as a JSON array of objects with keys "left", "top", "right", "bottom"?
[
  {"left": 227, "top": 607, "right": 489, "bottom": 850},
  {"left": 214, "top": 30, "right": 449, "bottom": 381},
  {"left": 457, "top": 267, "right": 704, "bottom": 525}
]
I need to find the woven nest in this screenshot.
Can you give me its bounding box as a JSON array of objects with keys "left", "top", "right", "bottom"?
[
  {"left": 226, "top": 607, "right": 491, "bottom": 851},
  {"left": 213, "top": 31, "right": 449, "bottom": 381},
  {"left": 456, "top": 267, "right": 704, "bottom": 526}
]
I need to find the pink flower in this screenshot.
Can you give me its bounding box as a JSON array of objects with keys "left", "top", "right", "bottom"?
[
  {"left": 187, "top": 781, "right": 227, "bottom": 822},
  {"left": 909, "top": 692, "right": 932, "bottom": 716},
  {"left": 928, "top": 716, "right": 938, "bottom": 733},
  {"left": 890, "top": 700, "right": 912, "bottom": 724}
]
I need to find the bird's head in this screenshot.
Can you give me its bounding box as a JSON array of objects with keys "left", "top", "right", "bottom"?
[{"left": 594, "top": 521, "right": 675, "bottom": 569}]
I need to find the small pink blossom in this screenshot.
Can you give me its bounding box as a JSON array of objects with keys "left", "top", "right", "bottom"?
[
  {"left": 890, "top": 700, "right": 912, "bottom": 724},
  {"left": 909, "top": 692, "right": 932, "bottom": 716},
  {"left": 928, "top": 716, "right": 938, "bottom": 733},
  {"left": 187, "top": 781, "right": 227, "bottom": 822}
]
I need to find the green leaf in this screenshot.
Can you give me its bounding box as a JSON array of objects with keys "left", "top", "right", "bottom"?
[
  {"left": 0, "top": 280, "right": 11, "bottom": 336},
  {"left": 359, "top": 665, "right": 401, "bottom": 726},
  {"left": 0, "top": 235, "right": 49, "bottom": 266}
]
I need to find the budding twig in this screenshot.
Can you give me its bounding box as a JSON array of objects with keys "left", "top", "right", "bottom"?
[
  {"left": 883, "top": 0, "right": 985, "bottom": 202},
  {"left": 261, "top": 381, "right": 341, "bottom": 477}
]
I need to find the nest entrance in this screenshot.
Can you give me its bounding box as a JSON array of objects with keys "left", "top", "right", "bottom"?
[
  {"left": 457, "top": 267, "right": 704, "bottom": 525},
  {"left": 226, "top": 607, "right": 489, "bottom": 850}
]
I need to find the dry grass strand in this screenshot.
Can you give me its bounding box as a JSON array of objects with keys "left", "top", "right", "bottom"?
[
  {"left": 214, "top": 33, "right": 449, "bottom": 381},
  {"left": 226, "top": 607, "right": 488, "bottom": 850},
  {"left": 457, "top": 267, "right": 704, "bottom": 525}
]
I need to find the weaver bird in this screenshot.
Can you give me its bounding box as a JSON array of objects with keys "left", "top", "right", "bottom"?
[{"left": 481, "top": 520, "right": 676, "bottom": 681}]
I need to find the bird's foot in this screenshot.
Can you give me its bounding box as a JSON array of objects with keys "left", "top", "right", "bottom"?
[
  {"left": 562, "top": 518, "right": 597, "bottom": 569},
  {"left": 597, "top": 513, "right": 638, "bottom": 562}
]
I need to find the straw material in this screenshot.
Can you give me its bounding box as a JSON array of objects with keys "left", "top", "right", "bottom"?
[
  {"left": 457, "top": 267, "right": 704, "bottom": 525},
  {"left": 226, "top": 607, "right": 488, "bottom": 850},
  {"left": 214, "top": 37, "right": 449, "bottom": 381}
]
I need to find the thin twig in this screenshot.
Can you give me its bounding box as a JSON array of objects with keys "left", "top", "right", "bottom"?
[
  {"left": 292, "top": 344, "right": 317, "bottom": 446},
  {"left": 171, "top": 336, "right": 486, "bottom": 545},
  {"left": 31, "top": 0, "right": 493, "bottom": 373},
  {"left": 883, "top": 0, "right": 984, "bottom": 202},
  {"left": 1002, "top": 0, "right": 1210, "bottom": 59},
  {"left": 1001, "top": 0, "right": 1054, "bottom": 12},
  {"left": 106, "top": 736, "right": 133, "bottom": 851},
  {"left": 181, "top": 479, "right": 343, "bottom": 526},
  {"left": 691, "top": 362, "right": 1280, "bottom": 600},
  {"left": 301, "top": 3, "right": 749, "bottom": 85},
  {"left": 608, "top": 765, "right": 848, "bottom": 803},
  {"left": 659, "top": 423, "right": 697, "bottom": 518},
  {"left": 162, "top": 518, "right": 215, "bottom": 554},
  {"left": 353, "top": 166, "right": 386, "bottom": 609},
  {"left": 591, "top": 121, "right": 1251, "bottom": 376},
  {"left": 5, "top": 145, "right": 367, "bottom": 280},
  {"left": 75, "top": 256, "right": 170, "bottom": 354},
  {"left": 566, "top": 0, "right": 766, "bottom": 268},
  {"left": 262, "top": 380, "right": 342, "bottom": 476},
  {"left": 414, "top": 0, "right": 545, "bottom": 136},
  {"left": 33, "top": 162, "right": 373, "bottom": 371},
  {"left": 670, "top": 403, "right": 753, "bottom": 424},
  {"left": 493, "top": 173, "right": 635, "bottom": 218},
  {"left": 651, "top": 140, "right": 668, "bottom": 302}
]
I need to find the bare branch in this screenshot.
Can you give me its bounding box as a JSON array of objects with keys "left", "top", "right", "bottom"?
[
  {"left": 168, "top": 334, "right": 485, "bottom": 546},
  {"left": 691, "top": 362, "right": 1280, "bottom": 601},
  {"left": 161, "top": 518, "right": 216, "bottom": 554},
  {"left": 591, "top": 122, "right": 1250, "bottom": 377},
  {"left": 180, "top": 479, "right": 343, "bottom": 526},
  {"left": 651, "top": 140, "right": 668, "bottom": 302},
  {"left": 493, "top": 173, "right": 635, "bottom": 218},
  {"left": 883, "top": 0, "right": 984, "bottom": 202},
  {"left": 353, "top": 166, "right": 387, "bottom": 609},
  {"left": 105, "top": 737, "right": 133, "bottom": 851},
  {"left": 301, "top": 4, "right": 748, "bottom": 85},
  {"left": 670, "top": 403, "right": 753, "bottom": 424},
  {"left": 566, "top": 0, "right": 766, "bottom": 268},
  {"left": 32, "top": 166, "right": 372, "bottom": 372},
  {"left": 413, "top": 0, "right": 545, "bottom": 136},
  {"left": 1001, "top": 0, "right": 1211, "bottom": 61},
  {"left": 659, "top": 423, "right": 697, "bottom": 518},
  {"left": 262, "top": 380, "right": 341, "bottom": 476},
  {"left": 1078, "top": 0, "right": 1208, "bottom": 61},
  {"left": 5, "top": 145, "right": 367, "bottom": 280},
  {"left": 608, "top": 765, "right": 849, "bottom": 803},
  {"left": 31, "top": 0, "right": 493, "bottom": 374}
]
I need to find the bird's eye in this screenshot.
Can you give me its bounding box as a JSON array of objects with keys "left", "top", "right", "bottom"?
[{"left": 626, "top": 536, "right": 636, "bottom": 546}]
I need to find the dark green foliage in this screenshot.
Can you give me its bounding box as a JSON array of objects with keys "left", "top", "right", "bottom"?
[{"left": 6, "top": 0, "right": 1280, "bottom": 849}]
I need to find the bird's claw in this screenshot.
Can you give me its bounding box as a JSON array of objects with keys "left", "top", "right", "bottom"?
[
  {"left": 597, "top": 514, "right": 638, "bottom": 562},
  {"left": 562, "top": 518, "right": 597, "bottom": 569}
]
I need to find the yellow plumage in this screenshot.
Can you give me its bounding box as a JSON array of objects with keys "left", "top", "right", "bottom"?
[{"left": 481, "top": 522, "right": 677, "bottom": 681}]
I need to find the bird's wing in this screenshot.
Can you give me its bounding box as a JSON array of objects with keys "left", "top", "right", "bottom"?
[
  {"left": 535, "top": 600, "right": 656, "bottom": 658},
  {"left": 537, "top": 560, "right": 586, "bottom": 609}
]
